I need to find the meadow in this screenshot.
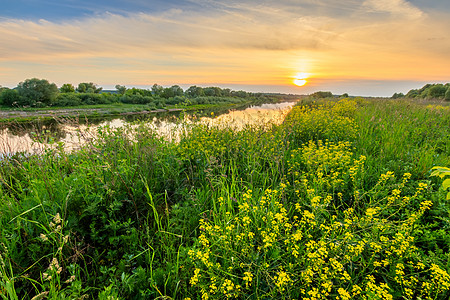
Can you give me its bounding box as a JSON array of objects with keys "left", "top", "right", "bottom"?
[{"left": 1, "top": 97, "right": 450, "bottom": 299}]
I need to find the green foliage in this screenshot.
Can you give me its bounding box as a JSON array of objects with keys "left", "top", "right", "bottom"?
[
  {"left": 186, "top": 96, "right": 246, "bottom": 106},
  {"left": 427, "top": 84, "right": 447, "bottom": 99},
  {"left": 16, "top": 78, "right": 59, "bottom": 106},
  {"left": 185, "top": 85, "right": 205, "bottom": 97},
  {"left": 310, "top": 91, "right": 333, "bottom": 99},
  {"left": 54, "top": 93, "right": 82, "bottom": 106},
  {"left": 431, "top": 166, "right": 450, "bottom": 200},
  {"left": 445, "top": 87, "right": 450, "bottom": 101},
  {"left": 405, "top": 83, "right": 450, "bottom": 100},
  {"left": 76, "top": 82, "right": 102, "bottom": 94},
  {"left": 203, "top": 86, "right": 222, "bottom": 96},
  {"left": 151, "top": 84, "right": 164, "bottom": 97},
  {"left": 119, "top": 94, "right": 154, "bottom": 104},
  {"left": 282, "top": 99, "right": 359, "bottom": 145},
  {"left": 161, "top": 85, "right": 184, "bottom": 98},
  {"left": 0, "top": 88, "right": 21, "bottom": 106},
  {"left": 1, "top": 79, "right": 289, "bottom": 108},
  {"left": 392, "top": 92, "right": 404, "bottom": 99},
  {"left": 406, "top": 89, "right": 419, "bottom": 98},
  {"left": 60, "top": 83, "right": 75, "bottom": 93},
  {"left": 115, "top": 85, "right": 127, "bottom": 95}
]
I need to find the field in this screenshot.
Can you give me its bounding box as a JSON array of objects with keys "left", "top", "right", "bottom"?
[{"left": 1, "top": 98, "right": 450, "bottom": 299}]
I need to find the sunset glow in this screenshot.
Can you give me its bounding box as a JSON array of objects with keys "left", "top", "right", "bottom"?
[
  {"left": 294, "top": 79, "right": 307, "bottom": 87},
  {"left": 293, "top": 73, "right": 310, "bottom": 87},
  {"left": 0, "top": 1, "right": 449, "bottom": 96}
]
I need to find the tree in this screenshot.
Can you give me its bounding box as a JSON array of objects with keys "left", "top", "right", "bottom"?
[
  {"left": 60, "top": 83, "right": 75, "bottom": 93},
  {"left": 125, "top": 87, "right": 151, "bottom": 96},
  {"left": 16, "top": 78, "right": 59, "bottom": 106},
  {"left": 185, "top": 86, "right": 204, "bottom": 98},
  {"left": 115, "top": 85, "right": 127, "bottom": 95},
  {"left": 222, "top": 88, "right": 231, "bottom": 97},
  {"left": 172, "top": 85, "right": 184, "bottom": 97},
  {"left": 204, "top": 87, "right": 222, "bottom": 97},
  {"left": 76, "top": 82, "right": 102, "bottom": 93},
  {"left": 231, "top": 90, "right": 248, "bottom": 98},
  {"left": 418, "top": 84, "right": 432, "bottom": 98},
  {"left": 151, "top": 84, "right": 164, "bottom": 97},
  {"left": 161, "top": 87, "right": 174, "bottom": 99},
  {"left": 162, "top": 85, "right": 184, "bottom": 98},
  {"left": 392, "top": 92, "right": 404, "bottom": 99},
  {"left": 427, "top": 84, "right": 446, "bottom": 99},
  {"left": 406, "top": 89, "right": 419, "bottom": 98},
  {"left": 0, "top": 88, "right": 21, "bottom": 106},
  {"left": 445, "top": 87, "right": 450, "bottom": 101},
  {"left": 405, "top": 83, "right": 450, "bottom": 99}
]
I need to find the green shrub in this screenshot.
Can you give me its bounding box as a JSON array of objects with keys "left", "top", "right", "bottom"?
[{"left": 0, "top": 88, "right": 21, "bottom": 106}]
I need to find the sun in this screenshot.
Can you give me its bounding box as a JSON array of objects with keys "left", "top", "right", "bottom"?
[
  {"left": 294, "top": 78, "right": 307, "bottom": 87},
  {"left": 293, "top": 72, "right": 309, "bottom": 87}
]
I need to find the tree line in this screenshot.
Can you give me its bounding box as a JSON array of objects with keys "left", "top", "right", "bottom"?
[
  {"left": 393, "top": 83, "right": 450, "bottom": 100},
  {"left": 0, "top": 78, "right": 289, "bottom": 108}
]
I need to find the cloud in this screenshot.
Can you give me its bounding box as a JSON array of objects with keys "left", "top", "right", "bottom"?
[
  {"left": 0, "top": 1, "right": 424, "bottom": 64},
  {"left": 361, "top": 0, "right": 424, "bottom": 19},
  {"left": 0, "top": 7, "right": 339, "bottom": 63},
  {"left": 0, "top": 0, "right": 449, "bottom": 89}
]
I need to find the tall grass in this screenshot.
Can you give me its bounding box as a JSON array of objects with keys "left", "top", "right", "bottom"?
[{"left": 1, "top": 98, "right": 450, "bottom": 299}]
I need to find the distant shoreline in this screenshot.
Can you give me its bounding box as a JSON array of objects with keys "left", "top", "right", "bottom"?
[
  {"left": 0, "top": 104, "right": 221, "bottom": 123},
  {"left": 0, "top": 100, "right": 286, "bottom": 123}
]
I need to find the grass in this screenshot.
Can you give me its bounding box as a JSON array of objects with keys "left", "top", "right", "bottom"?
[{"left": 1, "top": 98, "right": 450, "bottom": 299}]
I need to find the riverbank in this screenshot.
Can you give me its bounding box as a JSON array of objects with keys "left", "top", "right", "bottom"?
[
  {"left": 0, "top": 93, "right": 302, "bottom": 123},
  {"left": 1, "top": 101, "right": 297, "bottom": 156},
  {"left": 0, "top": 97, "right": 302, "bottom": 123},
  {"left": 0, "top": 103, "right": 229, "bottom": 123}
]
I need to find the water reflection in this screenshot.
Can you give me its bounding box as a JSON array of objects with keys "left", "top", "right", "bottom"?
[
  {"left": 203, "top": 102, "right": 295, "bottom": 129},
  {"left": 0, "top": 101, "right": 297, "bottom": 156}
]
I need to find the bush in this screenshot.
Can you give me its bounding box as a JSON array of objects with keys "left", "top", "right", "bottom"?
[
  {"left": 405, "top": 83, "right": 450, "bottom": 100},
  {"left": 445, "top": 87, "right": 450, "bottom": 101},
  {"left": 77, "top": 93, "right": 109, "bottom": 105},
  {"left": 165, "top": 96, "right": 185, "bottom": 105},
  {"left": 185, "top": 96, "right": 246, "bottom": 106},
  {"left": 0, "top": 88, "right": 21, "bottom": 106},
  {"left": 282, "top": 99, "right": 359, "bottom": 145},
  {"left": 427, "top": 85, "right": 447, "bottom": 99},
  {"left": 54, "top": 93, "right": 82, "bottom": 106},
  {"left": 392, "top": 92, "right": 404, "bottom": 99},
  {"left": 120, "top": 94, "right": 153, "bottom": 104},
  {"left": 311, "top": 91, "right": 333, "bottom": 99}
]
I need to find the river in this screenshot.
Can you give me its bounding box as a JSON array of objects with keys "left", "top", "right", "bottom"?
[{"left": 0, "top": 101, "right": 297, "bottom": 157}]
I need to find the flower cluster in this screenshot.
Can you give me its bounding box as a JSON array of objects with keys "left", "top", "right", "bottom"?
[
  {"left": 188, "top": 172, "right": 449, "bottom": 299},
  {"left": 286, "top": 139, "right": 366, "bottom": 204},
  {"left": 283, "top": 99, "right": 359, "bottom": 143}
]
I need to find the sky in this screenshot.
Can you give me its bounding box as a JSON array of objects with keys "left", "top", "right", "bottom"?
[{"left": 1, "top": 0, "right": 450, "bottom": 96}]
